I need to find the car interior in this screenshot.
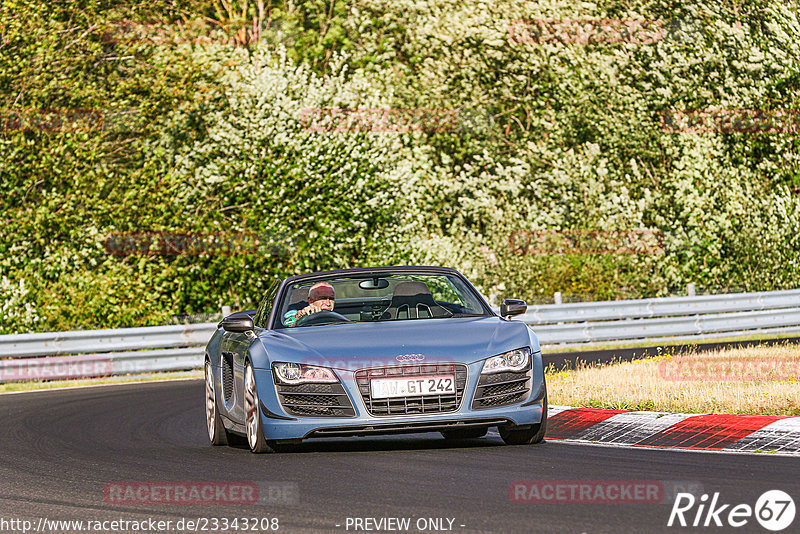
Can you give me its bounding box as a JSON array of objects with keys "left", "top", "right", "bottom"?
[{"left": 282, "top": 277, "right": 481, "bottom": 325}]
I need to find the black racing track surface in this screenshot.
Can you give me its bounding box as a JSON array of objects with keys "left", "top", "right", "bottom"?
[{"left": 0, "top": 380, "right": 797, "bottom": 533}]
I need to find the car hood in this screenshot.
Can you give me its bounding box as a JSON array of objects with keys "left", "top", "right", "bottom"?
[{"left": 258, "top": 316, "right": 536, "bottom": 371}]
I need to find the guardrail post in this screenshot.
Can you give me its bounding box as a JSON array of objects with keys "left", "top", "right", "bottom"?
[
  {"left": 687, "top": 283, "right": 696, "bottom": 297},
  {"left": 554, "top": 292, "right": 563, "bottom": 305},
  {"left": 221, "top": 305, "right": 231, "bottom": 317}
]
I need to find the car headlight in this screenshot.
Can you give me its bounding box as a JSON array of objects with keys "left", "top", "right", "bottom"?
[
  {"left": 273, "top": 362, "right": 338, "bottom": 384},
  {"left": 481, "top": 347, "right": 530, "bottom": 374}
]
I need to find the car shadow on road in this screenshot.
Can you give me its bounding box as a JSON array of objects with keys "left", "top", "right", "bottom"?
[{"left": 267, "top": 433, "right": 510, "bottom": 454}]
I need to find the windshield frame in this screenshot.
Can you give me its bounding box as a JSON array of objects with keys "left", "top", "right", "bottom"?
[{"left": 265, "top": 266, "right": 494, "bottom": 330}]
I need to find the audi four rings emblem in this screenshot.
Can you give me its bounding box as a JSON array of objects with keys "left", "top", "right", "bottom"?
[{"left": 396, "top": 353, "right": 425, "bottom": 362}]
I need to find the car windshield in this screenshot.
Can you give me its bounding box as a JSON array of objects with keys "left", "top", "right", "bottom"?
[{"left": 275, "top": 272, "right": 489, "bottom": 328}]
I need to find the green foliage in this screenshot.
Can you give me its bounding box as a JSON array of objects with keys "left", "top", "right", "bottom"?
[
  {"left": 0, "top": 0, "right": 235, "bottom": 330},
  {"left": 171, "top": 47, "right": 425, "bottom": 295},
  {"left": 338, "top": 0, "right": 800, "bottom": 298},
  {"left": 1, "top": 0, "right": 799, "bottom": 333}
]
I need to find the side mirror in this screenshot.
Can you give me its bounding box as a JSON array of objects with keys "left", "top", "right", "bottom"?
[
  {"left": 500, "top": 298, "right": 527, "bottom": 318},
  {"left": 219, "top": 315, "right": 255, "bottom": 333}
]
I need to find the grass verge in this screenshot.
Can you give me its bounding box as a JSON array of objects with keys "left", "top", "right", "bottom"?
[{"left": 546, "top": 343, "right": 800, "bottom": 415}]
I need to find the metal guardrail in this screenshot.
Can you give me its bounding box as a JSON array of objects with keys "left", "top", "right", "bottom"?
[
  {"left": 514, "top": 289, "right": 800, "bottom": 345},
  {"left": 1, "top": 289, "right": 799, "bottom": 382},
  {"left": 529, "top": 307, "right": 800, "bottom": 345},
  {"left": 0, "top": 324, "right": 217, "bottom": 384},
  {"left": 0, "top": 348, "right": 207, "bottom": 382},
  {"left": 518, "top": 289, "right": 800, "bottom": 324},
  {"left": 2, "top": 323, "right": 217, "bottom": 358}
]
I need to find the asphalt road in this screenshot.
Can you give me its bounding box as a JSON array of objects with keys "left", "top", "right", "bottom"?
[{"left": 0, "top": 380, "right": 797, "bottom": 534}]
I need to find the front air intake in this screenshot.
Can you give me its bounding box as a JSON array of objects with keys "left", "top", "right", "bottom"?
[
  {"left": 221, "top": 353, "right": 234, "bottom": 403},
  {"left": 471, "top": 364, "right": 531, "bottom": 410}
]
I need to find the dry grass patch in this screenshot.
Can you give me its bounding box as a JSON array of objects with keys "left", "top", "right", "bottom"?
[{"left": 546, "top": 344, "right": 800, "bottom": 415}]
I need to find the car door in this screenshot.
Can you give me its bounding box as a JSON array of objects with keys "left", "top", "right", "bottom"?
[
  {"left": 218, "top": 327, "right": 246, "bottom": 420},
  {"left": 224, "top": 327, "right": 255, "bottom": 423},
  {"left": 228, "top": 282, "right": 280, "bottom": 423}
]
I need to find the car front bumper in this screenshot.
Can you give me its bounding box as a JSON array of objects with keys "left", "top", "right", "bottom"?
[{"left": 251, "top": 361, "right": 546, "bottom": 442}]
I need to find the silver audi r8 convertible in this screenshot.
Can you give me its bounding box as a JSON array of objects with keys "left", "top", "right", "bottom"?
[{"left": 205, "top": 266, "right": 546, "bottom": 453}]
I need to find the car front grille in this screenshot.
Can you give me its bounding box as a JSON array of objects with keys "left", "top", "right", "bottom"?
[
  {"left": 355, "top": 364, "right": 468, "bottom": 416},
  {"left": 275, "top": 382, "right": 356, "bottom": 417},
  {"left": 471, "top": 367, "right": 531, "bottom": 409}
]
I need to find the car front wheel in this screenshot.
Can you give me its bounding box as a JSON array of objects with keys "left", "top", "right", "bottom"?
[
  {"left": 205, "top": 360, "right": 229, "bottom": 446},
  {"left": 499, "top": 393, "right": 548, "bottom": 445},
  {"left": 244, "top": 363, "right": 275, "bottom": 453}
]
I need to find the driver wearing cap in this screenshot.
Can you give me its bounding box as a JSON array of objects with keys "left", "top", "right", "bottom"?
[{"left": 293, "top": 282, "right": 335, "bottom": 324}]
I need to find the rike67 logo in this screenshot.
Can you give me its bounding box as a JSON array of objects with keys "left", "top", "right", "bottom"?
[{"left": 668, "top": 490, "right": 795, "bottom": 531}]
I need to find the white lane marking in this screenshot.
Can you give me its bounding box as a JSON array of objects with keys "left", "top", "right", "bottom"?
[
  {"left": 547, "top": 437, "right": 800, "bottom": 457},
  {"left": 575, "top": 411, "right": 698, "bottom": 444},
  {"left": 547, "top": 404, "right": 574, "bottom": 417},
  {"left": 723, "top": 417, "right": 800, "bottom": 452},
  {"left": 540, "top": 407, "right": 800, "bottom": 454}
]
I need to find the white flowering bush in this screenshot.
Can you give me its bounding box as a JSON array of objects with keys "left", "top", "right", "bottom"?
[
  {"left": 0, "top": 277, "right": 40, "bottom": 334},
  {"left": 3, "top": 0, "right": 799, "bottom": 333},
  {"left": 340, "top": 0, "right": 800, "bottom": 298},
  {"left": 174, "top": 46, "right": 431, "bottom": 285},
  {"left": 171, "top": 0, "right": 800, "bottom": 300}
]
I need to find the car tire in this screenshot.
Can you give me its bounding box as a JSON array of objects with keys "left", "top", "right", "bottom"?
[
  {"left": 441, "top": 427, "right": 489, "bottom": 440},
  {"left": 499, "top": 391, "right": 548, "bottom": 446},
  {"left": 205, "top": 360, "right": 229, "bottom": 446},
  {"left": 244, "top": 362, "right": 275, "bottom": 454}
]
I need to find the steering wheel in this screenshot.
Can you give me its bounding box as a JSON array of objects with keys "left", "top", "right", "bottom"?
[{"left": 294, "top": 310, "right": 353, "bottom": 327}]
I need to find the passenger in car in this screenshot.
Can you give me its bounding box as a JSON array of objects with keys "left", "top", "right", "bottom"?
[{"left": 293, "top": 282, "right": 336, "bottom": 323}]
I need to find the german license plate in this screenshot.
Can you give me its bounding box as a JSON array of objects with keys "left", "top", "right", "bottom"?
[{"left": 370, "top": 375, "right": 455, "bottom": 399}]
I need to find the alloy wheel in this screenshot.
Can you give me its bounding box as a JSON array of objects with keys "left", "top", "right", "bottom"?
[{"left": 205, "top": 361, "right": 217, "bottom": 442}]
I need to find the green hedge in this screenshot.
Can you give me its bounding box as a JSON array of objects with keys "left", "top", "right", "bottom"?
[{"left": 1, "top": 0, "right": 799, "bottom": 333}]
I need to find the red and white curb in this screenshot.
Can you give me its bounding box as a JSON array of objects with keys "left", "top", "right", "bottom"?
[{"left": 492, "top": 406, "right": 800, "bottom": 455}]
